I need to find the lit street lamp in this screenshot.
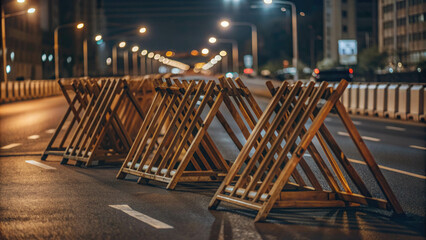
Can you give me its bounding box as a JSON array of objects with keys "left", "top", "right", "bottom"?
[
  {"left": 208, "top": 37, "right": 239, "bottom": 73},
  {"left": 139, "top": 27, "right": 147, "bottom": 34},
  {"left": 262, "top": 0, "right": 298, "bottom": 80},
  {"left": 220, "top": 19, "right": 258, "bottom": 75},
  {"left": 140, "top": 49, "right": 147, "bottom": 75},
  {"left": 112, "top": 41, "right": 125, "bottom": 75},
  {"left": 54, "top": 22, "right": 85, "bottom": 79},
  {"left": 201, "top": 48, "right": 209, "bottom": 55},
  {"left": 95, "top": 35, "right": 102, "bottom": 41},
  {"left": 1, "top": 4, "right": 36, "bottom": 98},
  {"left": 131, "top": 45, "right": 139, "bottom": 76},
  {"left": 219, "top": 50, "right": 228, "bottom": 73},
  {"left": 147, "top": 52, "right": 154, "bottom": 74},
  {"left": 110, "top": 27, "right": 147, "bottom": 75}
]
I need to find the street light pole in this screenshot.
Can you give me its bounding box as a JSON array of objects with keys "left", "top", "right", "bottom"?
[
  {"left": 1, "top": 8, "right": 7, "bottom": 97},
  {"left": 222, "top": 55, "right": 228, "bottom": 73},
  {"left": 290, "top": 2, "right": 298, "bottom": 81},
  {"left": 132, "top": 52, "right": 138, "bottom": 76},
  {"left": 112, "top": 45, "right": 117, "bottom": 75},
  {"left": 2, "top": 7, "right": 36, "bottom": 98},
  {"left": 263, "top": 0, "right": 298, "bottom": 80},
  {"left": 54, "top": 28, "right": 59, "bottom": 79},
  {"left": 54, "top": 22, "right": 84, "bottom": 79},
  {"left": 231, "top": 40, "right": 239, "bottom": 73},
  {"left": 209, "top": 37, "right": 239, "bottom": 73},
  {"left": 251, "top": 24, "right": 258, "bottom": 74},
  {"left": 123, "top": 50, "right": 129, "bottom": 75},
  {"left": 140, "top": 55, "right": 146, "bottom": 75},
  {"left": 83, "top": 38, "right": 88, "bottom": 77},
  {"left": 221, "top": 21, "right": 258, "bottom": 75}
]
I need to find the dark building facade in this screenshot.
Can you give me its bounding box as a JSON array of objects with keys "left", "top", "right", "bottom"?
[
  {"left": 3, "top": 0, "right": 43, "bottom": 80},
  {"left": 379, "top": 0, "right": 426, "bottom": 69}
]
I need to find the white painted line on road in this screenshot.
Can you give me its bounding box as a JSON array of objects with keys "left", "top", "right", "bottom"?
[
  {"left": 409, "top": 145, "right": 426, "bottom": 151},
  {"left": 348, "top": 158, "right": 426, "bottom": 180},
  {"left": 352, "top": 121, "right": 362, "bottom": 126},
  {"left": 337, "top": 132, "right": 350, "bottom": 137},
  {"left": 1, "top": 143, "right": 22, "bottom": 150},
  {"left": 25, "top": 160, "right": 56, "bottom": 170},
  {"left": 360, "top": 136, "right": 381, "bottom": 142},
  {"left": 337, "top": 131, "right": 380, "bottom": 142},
  {"left": 385, "top": 126, "right": 406, "bottom": 132},
  {"left": 27, "top": 135, "right": 40, "bottom": 140},
  {"left": 288, "top": 153, "right": 311, "bottom": 158},
  {"left": 45, "top": 129, "right": 56, "bottom": 134},
  {"left": 109, "top": 204, "right": 173, "bottom": 229}
]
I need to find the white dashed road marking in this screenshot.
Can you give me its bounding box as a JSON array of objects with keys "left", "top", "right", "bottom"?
[
  {"left": 27, "top": 135, "right": 40, "bottom": 140},
  {"left": 45, "top": 129, "right": 56, "bottom": 134},
  {"left": 1, "top": 143, "right": 22, "bottom": 150},
  {"left": 109, "top": 204, "right": 173, "bottom": 229},
  {"left": 409, "top": 145, "right": 426, "bottom": 151},
  {"left": 385, "top": 126, "right": 406, "bottom": 132},
  {"left": 25, "top": 160, "right": 56, "bottom": 170},
  {"left": 337, "top": 131, "right": 380, "bottom": 142},
  {"left": 352, "top": 121, "right": 362, "bottom": 126},
  {"left": 348, "top": 158, "right": 426, "bottom": 180}
]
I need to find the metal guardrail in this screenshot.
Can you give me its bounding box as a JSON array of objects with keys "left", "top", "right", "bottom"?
[
  {"left": 341, "top": 82, "right": 426, "bottom": 122},
  {"left": 0, "top": 80, "right": 62, "bottom": 103}
]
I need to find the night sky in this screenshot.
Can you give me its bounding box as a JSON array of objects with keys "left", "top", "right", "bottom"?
[{"left": 103, "top": 0, "right": 323, "bottom": 66}]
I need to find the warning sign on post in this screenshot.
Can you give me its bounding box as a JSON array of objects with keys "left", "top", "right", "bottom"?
[{"left": 338, "top": 40, "right": 357, "bottom": 65}]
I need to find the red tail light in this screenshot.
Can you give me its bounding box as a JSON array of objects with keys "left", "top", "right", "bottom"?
[{"left": 349, "top": 68, "right": 354, "bottom": 74}]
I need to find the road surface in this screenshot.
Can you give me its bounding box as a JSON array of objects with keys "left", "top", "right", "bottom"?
[{"left": 0, "top": 87, "right": 425, "bottom": 239}]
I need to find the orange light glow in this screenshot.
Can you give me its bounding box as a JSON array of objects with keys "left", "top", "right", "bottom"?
[
  {"left": 314, "top": 68, "right": 320, "bottom": 74},
  {"left": 349, "top": 68, "right": 354, "bottom": 74},
  {"left": 191, "top": 50, "right": 199, "bottom": 56}
]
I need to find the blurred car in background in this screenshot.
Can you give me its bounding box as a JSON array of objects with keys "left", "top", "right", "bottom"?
[{"left": 311, "top": 67, "right": 354, "bottom": 82}]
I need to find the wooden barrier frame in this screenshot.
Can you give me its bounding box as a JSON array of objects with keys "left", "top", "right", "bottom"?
[
  {"left": 116, "top": 76, "right": 267, "bottom": 189},
  {"left": 61, "top": 79, "right": 145, "bottom": 167},
  {"left": 117, "top": 79, "right": 228, "bottom": 188},
  {"left": 209, "top": 80, "right": 404, "bottom": 222},
  {"left": 41, "top": 79, "right": 94, "bottom": 160}
]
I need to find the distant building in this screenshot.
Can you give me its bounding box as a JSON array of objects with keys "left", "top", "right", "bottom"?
[
  {"left": 323, "top": 0, "right": 378, "bottom": 66},
  {"left": 323, "top": 0, "right": 357, "bottom": 65},
  {"left": 40, "top": 0, "right": 60, "bottom": 79},
  {"left": 378, "top": 0, "right": 426, "bottom": 69},
  {"left": 3, "top": 0, "right": 43, "bottom": 80}
]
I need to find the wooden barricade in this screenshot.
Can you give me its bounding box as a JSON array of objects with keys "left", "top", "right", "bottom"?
[
  {"left": 41, "top": 79, "right": 94, "bottom": 160},
  {"left": 61, "top": 78, "right": 146, "bottom": 166},
  {"left": 209, "top": 80, "right": 404, "bottom": 222},
  {"left": 116, "top": 76, "right": 264, "bottom": 189}
]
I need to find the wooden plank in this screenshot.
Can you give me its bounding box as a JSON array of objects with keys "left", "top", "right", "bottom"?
[
  {"left": 274, "top": 200, "right": 346, "bottom": 208},
  {"left": 255, "top": 81, "right": 345, "bottom": 222},
  {"left": 335, "top": 100, "right": 404, "bottom": 215}
]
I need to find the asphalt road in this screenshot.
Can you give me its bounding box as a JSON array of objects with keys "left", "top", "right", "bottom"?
[{"left": 0, "top": 89, "right": 425, "bottom": 239}]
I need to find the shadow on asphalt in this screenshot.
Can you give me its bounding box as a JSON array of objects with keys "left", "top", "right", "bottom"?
[
  {"left": 211, "top": 207, "right": 425, "bottom": 238},
  {"left": 57, "top": 163, "right": 426, "bottom": 239}
]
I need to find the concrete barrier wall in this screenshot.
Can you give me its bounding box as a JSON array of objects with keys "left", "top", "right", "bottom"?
[
  {"left": 1, "top": 78, "right": 425, "bottom": 122},
  {"left": 340, "top": 82, "right": 425, "bottom": 122},
  {"left": 0, "top": 80, "right": 61, "bottom": 104}
]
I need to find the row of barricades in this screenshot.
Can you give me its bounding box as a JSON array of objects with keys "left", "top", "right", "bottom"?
[
  {"left": 340, "top": 82, "right": 426, "bottom": 122},
  {"left": 42, "top": 75, "right": 404, "bottom": 222},
  {"left": 0, "top": 80, "right": 63, "bottom": 103}
]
